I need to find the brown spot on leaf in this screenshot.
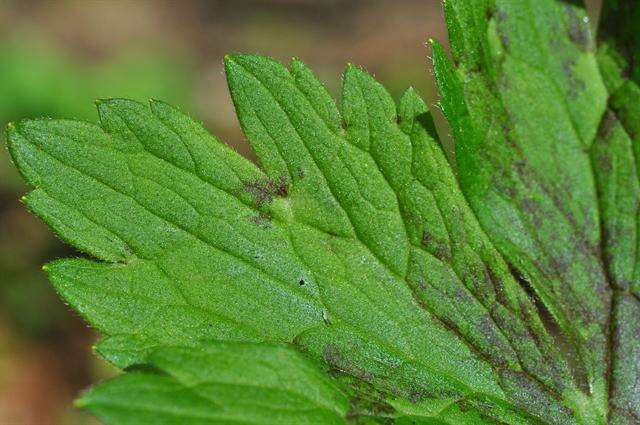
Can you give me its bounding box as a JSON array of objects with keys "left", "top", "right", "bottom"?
[
  {"left": 250, "top": 212, "right": 272, "bottom": 228},
  {"left": 421, "top": 231, "right": 451, "bottom": 261},
  {"left": 484, "top": 264, "right": 509, "bottom": 307},
  {"left": 421, "top": 230, "right": 431, "bottom": 247},
  {"left": 497, "top": 27, "right": 510, "bottom": 52},
  {"left": 345, "top": 380, "right": 396, "bottom": 422},
  {"left": 565, "top": 5, "right": 590, "bottom": 51},
  {"left": 596, "top": 152, "right": 612, "bottom": 173},
  {"left": 245, "top": 180, "right": 274, "bottom": 207},
  {"left": 562, "top": 59, "right": 586, "bottom": 99},
  {"left": 245, "top": 176, "right": 290, "bottom": 207},
  {"left": 597, "top": 110, "right": 617, "bottom": 141},
  {"left": 323, "top": 344, "right": 342, "bottom": 367},
  {"left": 408, "top": 390, "right": 424, "bottom": 404},
  {"left": 275, "top": 175, "right": 288, "bottom": 197},
  {"left": 508, "top": 262, "right": 592, "bottom": 393},
  {"left": 322, "top": 345, "right": 374, "bottom": 383},
  {"left": 519, "top": 198, "right": 543, "bottom": 228}
]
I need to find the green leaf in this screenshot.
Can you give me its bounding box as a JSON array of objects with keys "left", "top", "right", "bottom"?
[
  {"left": 5, "top": 0, "right": 640, "bottom": 423},
  {"left": 594, "top": 1, "right": 640, "bottom": 422},
  {"left": 433, "top": 0, "right": 639, "bottom": 423},
  {"left": 77, "top": 341, "right": 350, "bottom": 425}
]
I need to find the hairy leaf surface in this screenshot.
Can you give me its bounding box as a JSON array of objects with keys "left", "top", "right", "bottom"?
[
  {"left": 432, "top": 0, "right": 639, "bottom": 423},
  {"left": 5, "top": 0, "right": 639, "bottom": 423}
]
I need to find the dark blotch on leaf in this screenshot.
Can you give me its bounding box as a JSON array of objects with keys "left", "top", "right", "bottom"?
[
  {"left": 250, "top": 212, "right": 272, "bottom": 228},
  {"left": 245, "top": 176, "right": 290, "bottom": 207},
  {"left": 596, "top": 152, "right": 613, "bottom": 173},
  {"left": 563, "top": 59, "right": 586, "bottom": 98},
  {"left": 245, "top": 180, "right": 274, "bottom": 207},
  {"left": 322, "top": 344, "right": 374, "bottom": 382},
  {"left": 565, "top": 5, "right": 590, "bottom": 51},
  {"left": 520, "top": 198, "right": 543, "bottom": 228},
  {"left": 494, "top": 8, "right": 507, "bottom": 22},
  {"left": 492, "top": 11, "right": 510, "bottom": 53},
  {"left": 422, "top": 230, "right": 451, "bottom": 261},
  {"left": 323, "top": 344, "right": 342, "bottom": 368},
  {"left": 597, "top": 110, "right": 618, "bottom": 141},
  {"left": 508, "top": 264, "right": 590, "bottom": 393},
  {"left": 421, "top": 230, "right": 431, "bottom": 247},
  {"left": 342, "top": 376, "right": 396, "bottom": 422}
]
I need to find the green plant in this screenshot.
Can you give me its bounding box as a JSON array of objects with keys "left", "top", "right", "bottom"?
[{"left": 5, "top": 0, "right": 639, "bottom": 423}]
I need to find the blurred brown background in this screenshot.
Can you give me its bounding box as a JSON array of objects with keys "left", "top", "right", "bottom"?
[{"left": 0, "top": 1, "right": 447, "bottom": 424}]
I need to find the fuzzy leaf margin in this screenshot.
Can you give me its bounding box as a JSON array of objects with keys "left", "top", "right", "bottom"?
[{"left": 5, "top": 0, "right": 640, "bottom": 423}]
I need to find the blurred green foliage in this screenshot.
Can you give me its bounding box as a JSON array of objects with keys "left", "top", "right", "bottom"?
[{"left": 0, "top": 34, "right": 194, "bottom": 190}]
